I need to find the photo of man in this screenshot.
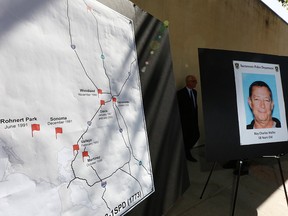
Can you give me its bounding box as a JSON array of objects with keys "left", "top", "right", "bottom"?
[
  {"left": 246, "top": 80, "right": 281, "bottom": 129},
  {"left": 233, "top": 60, "right": 288, "bottom": 145}
]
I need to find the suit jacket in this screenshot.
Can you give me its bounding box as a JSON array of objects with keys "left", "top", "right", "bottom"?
[{"left": 177, "top": 87, "right": 200, "bottom": 148}]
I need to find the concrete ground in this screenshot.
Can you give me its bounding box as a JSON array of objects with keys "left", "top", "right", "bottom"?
[{"left": 164, "top": 146, "right": 288, "bottom": 216}]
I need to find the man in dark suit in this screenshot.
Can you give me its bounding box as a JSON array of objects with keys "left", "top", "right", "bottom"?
[{"left": 177, "top": 75, "right": 200, "bottom": 162}]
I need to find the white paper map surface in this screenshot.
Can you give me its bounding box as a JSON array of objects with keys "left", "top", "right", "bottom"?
[{"left": 0, "top": 0, "right": 154, "bottom": 215}]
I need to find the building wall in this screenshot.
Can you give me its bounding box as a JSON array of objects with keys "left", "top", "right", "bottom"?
[{"left": 131, "top": 0, "right": 288, "bottom": 145}]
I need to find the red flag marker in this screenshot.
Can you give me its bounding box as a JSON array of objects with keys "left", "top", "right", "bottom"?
[
  {"left": 112, "top": 97, "right": 117, "bottom": 102},
  {"left": 73, "top": 144, "right": 79, "bottom": 155},
  {"left": 55, "top": 127, "right": 63, "bottom": 139},
  {"left": 98, "top": 89, "right": 102, "bottom": 94},
  {"left": 31, "top": 124, "right": 40, "bottom": 137},
  {"left": 82, "top": 151, "right": 89, "bottom": 162},
  {"left": 100, "top": 100, "right": 105, "bottom": 105}
]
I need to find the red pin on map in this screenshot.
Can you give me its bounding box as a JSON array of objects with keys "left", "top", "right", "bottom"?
[
  {"left": 82, "top": 151, "right": 89, "bottom": 162},
  {"left": 31, "top": 124, "right": 40, "bottom": 137},
  {"left": 112, "top": 97, "right": 117, "bottom": 102},
  {"left": 55, "top": 127, "right": 63, "bottom": 139},
  {"left": 73, "top": 144, "right": 79, "bottom": 155},
  {"left": 100, "top": 100, "right": 105, "bottom": 105},
  {"left": 98, "top": 89, "right": 102, "bottom": 95}
]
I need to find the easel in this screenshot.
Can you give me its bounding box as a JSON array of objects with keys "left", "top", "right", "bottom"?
[{"left": 200, "top": 154, "right": 288, "bottom": 216}]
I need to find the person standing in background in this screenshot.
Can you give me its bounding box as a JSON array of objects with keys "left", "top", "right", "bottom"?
[{"left": 177, "top": 75, "right": 200, "bottom": 162}]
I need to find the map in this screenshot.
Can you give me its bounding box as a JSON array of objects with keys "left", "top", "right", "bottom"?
[{"left": 0, "top": 0, "right": 154, "bottom": 215}]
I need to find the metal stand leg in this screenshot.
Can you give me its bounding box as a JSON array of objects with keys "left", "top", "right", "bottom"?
[
  {"left": 276, "top": 156, "right": 288, "bottom": 206},
  {"left": 200, "top": 161, "right": 216, "bottom": 199},
  {"left": 231, "top": 160, "right": 242, "bottom": 216},
  {"left": 200, "top": 155, "right": 288, "bottom": 215}
]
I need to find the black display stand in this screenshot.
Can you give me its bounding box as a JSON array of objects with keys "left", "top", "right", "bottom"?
[
  {"left": 200, "top": 155, "right": 288, "bottom": 216},
  {"left": 198, "top": 48, "right": 288, "bottom": 162}
]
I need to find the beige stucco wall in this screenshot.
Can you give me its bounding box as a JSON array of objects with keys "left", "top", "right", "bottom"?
[{"left": 131, "top": 0, "right": 288, "bottom": 145}]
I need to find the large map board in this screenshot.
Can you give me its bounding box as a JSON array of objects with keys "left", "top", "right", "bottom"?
[{"left": 0, "top": 0, "right": 154, "bottom": 215}]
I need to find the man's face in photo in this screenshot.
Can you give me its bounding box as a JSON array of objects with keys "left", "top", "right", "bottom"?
[{"left": 248, "top": 86, "right": 274, "bottom": 123}]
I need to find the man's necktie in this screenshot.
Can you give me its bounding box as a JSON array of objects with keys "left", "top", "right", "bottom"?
[{"left": 190, "top": 89, "right": 196, "bottom": 107}]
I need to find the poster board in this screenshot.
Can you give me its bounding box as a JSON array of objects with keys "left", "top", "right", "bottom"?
[
  {"left": 234, "top": 61, "right": 288, "bottom": 145},
  {"left": 0, "top": 1, "right": 154, "bottom": 215},
  {"left": 198, "top": 48, "right": 288, "bottom": 162}
]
